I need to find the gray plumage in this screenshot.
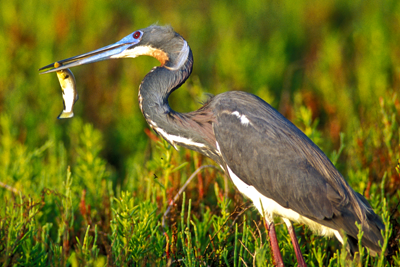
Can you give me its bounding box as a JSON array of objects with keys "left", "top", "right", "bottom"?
[
  {"left": 211, "top": 91, "right": 384, "bottom": 254},
  {"left": 137, "top": 27, "right": 384, "bottom": 255},
  {"left": 39, "top": 25, "right": 385, "bottom": 259}
]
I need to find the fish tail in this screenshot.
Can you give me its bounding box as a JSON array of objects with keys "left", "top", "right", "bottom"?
[{"left": 57, "top": 111, "right": 74, "bottom": 119}]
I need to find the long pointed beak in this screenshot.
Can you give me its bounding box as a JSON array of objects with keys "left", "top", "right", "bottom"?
[{"left": 39, "top": 36, "right": 140, "bottom": 74}]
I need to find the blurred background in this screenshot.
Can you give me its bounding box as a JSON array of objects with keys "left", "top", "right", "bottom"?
[
  {"left": 2, "top": 0, "right": 399, "bottom": 187},
  {"left": 0, "top": 0, "right": 399, "bottom": 264},
  {"left": 2, "top": 0, "right": 400, "bottom": 211}
]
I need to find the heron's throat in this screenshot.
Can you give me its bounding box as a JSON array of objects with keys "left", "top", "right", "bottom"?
[{"left": 139, "top": 46, "right": 170, "bottom": 66}]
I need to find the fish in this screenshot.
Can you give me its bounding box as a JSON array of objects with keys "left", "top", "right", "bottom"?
[{"left": 54, "top": 62, "right": 78, "bottom": 119}]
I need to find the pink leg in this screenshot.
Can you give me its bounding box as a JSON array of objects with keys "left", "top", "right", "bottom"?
[
  {"left": 264, "top": 218, "right": 284, "bottom": 267},
  {"left": 284, "top": 219, "right": 307, "bottom": 267}
]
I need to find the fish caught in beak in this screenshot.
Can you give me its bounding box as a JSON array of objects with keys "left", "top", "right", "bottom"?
[{"left": 54, "top": 62, "right": 78, "bottom": 119}]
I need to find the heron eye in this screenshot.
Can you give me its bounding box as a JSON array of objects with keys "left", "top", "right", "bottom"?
[{"left": 133, "top": 31, "right": 141, "bottom": 39}]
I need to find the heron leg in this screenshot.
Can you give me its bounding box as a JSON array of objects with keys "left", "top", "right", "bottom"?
[
  {"left": 264, "top": 218, "right": 284, "bottom": 267},
  {"left": 283, "top": 218, "right": 307, "bottom": 267}
]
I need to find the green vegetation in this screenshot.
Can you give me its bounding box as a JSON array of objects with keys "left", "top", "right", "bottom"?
[{"left": 0, "top": 0, "right": 399, "bottom": 265}]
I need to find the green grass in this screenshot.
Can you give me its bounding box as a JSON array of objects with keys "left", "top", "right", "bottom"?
[{"left": 1, "top": 0, "right": 400, "bottom": 265}]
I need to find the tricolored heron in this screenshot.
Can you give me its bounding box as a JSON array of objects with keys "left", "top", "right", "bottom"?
[{"left": 40, "top": 25, "right": 384, "bottom": 266}]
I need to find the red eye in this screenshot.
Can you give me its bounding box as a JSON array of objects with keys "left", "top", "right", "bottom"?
[{"left": 133, "top": 31, "right": 141, "bottom": 39}]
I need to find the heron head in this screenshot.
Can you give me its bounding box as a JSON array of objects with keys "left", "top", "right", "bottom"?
[{"left": 39, "top": 25, "right": 189, "bottom": 73}]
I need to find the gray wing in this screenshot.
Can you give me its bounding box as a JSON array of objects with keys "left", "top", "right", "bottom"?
[
  {"left": 212, "top": 91, "right": 345, "bottom": 221},
  {"left": 209, "top": 91, "right": 384, "bottom": 254}
]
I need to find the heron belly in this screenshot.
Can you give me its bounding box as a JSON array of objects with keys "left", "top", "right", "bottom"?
[{"left": 226, "top": 165, "right": 339, "bottom": 239}]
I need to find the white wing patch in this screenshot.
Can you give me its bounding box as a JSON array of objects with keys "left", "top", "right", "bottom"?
[
  {"left": 231, "top": 111, "right": 250, "bottom": 125},
  {"left": 149, "top": 121, "right": 206, "bottom": 150},
  {"left": 215, "top": 141, "right": 222, "bottom": 156}
]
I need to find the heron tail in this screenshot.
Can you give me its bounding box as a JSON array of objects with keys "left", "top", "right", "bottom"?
[{"left": 343, "top": 192, "right": 385, "bottom": 257}]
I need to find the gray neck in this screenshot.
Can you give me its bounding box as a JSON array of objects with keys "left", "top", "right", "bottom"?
[
  {"left": 138, "top": 48, "right": 193, "bottom": 127},
  {"left": 138, "top": 49, "right": 221, "bottom": 164}
]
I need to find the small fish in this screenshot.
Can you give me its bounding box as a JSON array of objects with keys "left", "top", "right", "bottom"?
[{"left": 54, "top": 62, "right": 78, "bottom": 119}]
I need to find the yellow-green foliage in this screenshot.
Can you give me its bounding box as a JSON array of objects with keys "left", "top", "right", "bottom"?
[{"left": 0, "top": 0, "right": 399, "bottom": 266}]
